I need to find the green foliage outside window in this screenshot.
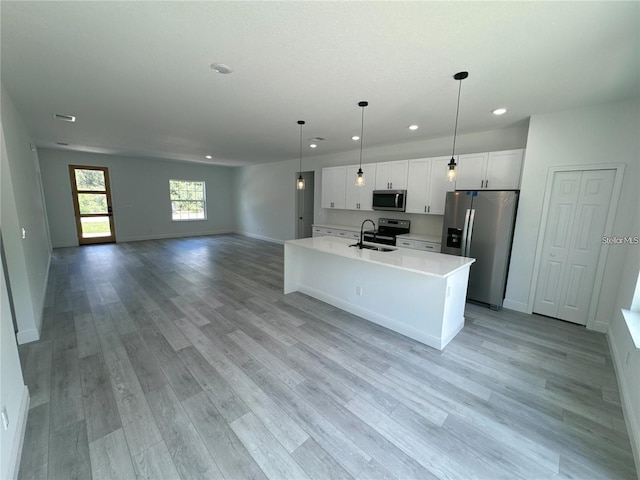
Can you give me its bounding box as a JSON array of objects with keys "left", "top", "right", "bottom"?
[{"left": 170, "top": 180, "right": 206, "bottom": 220}]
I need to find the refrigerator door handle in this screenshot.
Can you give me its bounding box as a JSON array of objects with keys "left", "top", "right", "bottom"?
[
  {"left": 460, "top": 209, "right": 471, "bottom": 256},
  {"left": 465, "top": 208, "right": 476, "bottom": 256}
]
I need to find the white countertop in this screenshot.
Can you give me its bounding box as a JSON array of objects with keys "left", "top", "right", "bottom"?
[
  {"left": 286, "top": 236, "right": 475, "bottom": 278},
  {"left": 396, "top": 233, "right": 442, "bottom": 243}
]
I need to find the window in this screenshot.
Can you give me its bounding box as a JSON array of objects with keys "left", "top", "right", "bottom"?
[{"left": 169, "top": 180, "right": 206, "bottom": 221}]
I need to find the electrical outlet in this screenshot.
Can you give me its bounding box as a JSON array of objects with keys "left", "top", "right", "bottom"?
[
  {"left": 21, "top": 227, "right": 26, "bottom": 239},
  {"left": 1, "top": 406, "right": 8, "bottom": 431},
  {"left": 356, "top": 286, "right": 362, "bottom": 296}
]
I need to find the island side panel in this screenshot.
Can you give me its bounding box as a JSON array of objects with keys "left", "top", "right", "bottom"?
[
  {"left": 284, "top": 245, "right": 456, "bottom": 350},
  {"left": 283, "top": 243, "right": 301, "bottom": 294},
  {"left": 440, "top": 266, "right": 471, "bottom": 349}
]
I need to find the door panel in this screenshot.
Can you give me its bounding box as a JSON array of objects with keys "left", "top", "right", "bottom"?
[
  {"left": 534, "top": 169, "right": 615, "bottom": 324},
  {"left": 69, "top": 165, "right": 116, "bottom": 245},
  {"left": 556, "top": 170, "right": 615, "bottom": 324},
  {"left": 533, "top": 172, "right": 580, "bottom": 317}
]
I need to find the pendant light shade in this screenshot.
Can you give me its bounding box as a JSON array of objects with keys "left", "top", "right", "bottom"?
[
  {"left": 448, "top": 71, "right": 468, "bottom": 183},
  {"left": 356, "top": 101, "right": 368, "bottom": 186},
  {"left": 296, "top": 120, "right": 305, "bottom": 190}
]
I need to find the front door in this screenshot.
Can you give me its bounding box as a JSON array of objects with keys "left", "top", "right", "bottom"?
[
  {"left": 69, "top": 165, "right": 116, "bottom": 245},
  {"left": 533, "top": 169, "right": 615, "bottom": 324}
]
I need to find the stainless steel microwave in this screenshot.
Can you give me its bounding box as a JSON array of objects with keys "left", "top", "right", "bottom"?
[{"left": 372, "top": 190, "right": 407, "bottom": 212}]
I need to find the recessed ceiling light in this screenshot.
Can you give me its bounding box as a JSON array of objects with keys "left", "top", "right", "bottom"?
[
  {"left": 309, "top": 144, "right": 318, "bottom": 149},
  {"left": 351, "top": 135, "right": 360, "bottom": 141},
  {"left": 408, "top": 125, "right": 419, "bottom": 131},
  {"left": 205, "top": 155, "right": 212, "bottom": 159},
  {"left": 492, "top": 108, "right": 507, "bottom": 115},
  {"left": 210, "top": 63, "right": 233, "bottom": 74},
  {"left": 54, "top": 113, "right": 76, "bottom": 123}
]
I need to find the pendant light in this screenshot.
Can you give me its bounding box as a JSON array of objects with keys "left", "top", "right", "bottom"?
[
  {"left": 447, "top": 71, "right": 468, "bottom": 182},
  {"left": 355, "top": 101, "right": 368, "bottom": 186},
  {"left": 296, "top": 120, "right": 306, "bottom": 190}
]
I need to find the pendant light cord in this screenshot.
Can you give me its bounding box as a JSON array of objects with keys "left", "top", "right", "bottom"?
[
  {"left": 359, "top": 105, "right": 365, "bottom": 168},
  {"left": 298, "top": 120, "right": 304, "bottom": 173},
  {"left": 451, "top": 77, "right": 462, "bottom": 157}
]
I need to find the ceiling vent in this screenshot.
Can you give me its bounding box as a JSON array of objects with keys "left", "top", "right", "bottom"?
[{"left": 54, "top": 113, "right": 76, "bottom": 123}]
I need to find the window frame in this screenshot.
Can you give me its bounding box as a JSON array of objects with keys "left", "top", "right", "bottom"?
[{"left": 169, "top": 179, "right": 207, "bottom": 222}]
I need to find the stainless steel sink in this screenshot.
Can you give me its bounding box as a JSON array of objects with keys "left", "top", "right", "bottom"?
[{"left": 349, "top": 243, "right": 396, "bottom": 252}]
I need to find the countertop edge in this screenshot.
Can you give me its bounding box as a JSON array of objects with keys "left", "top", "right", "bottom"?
[{"left": 286, "top": 237, "right": 475, "bottom": 278}]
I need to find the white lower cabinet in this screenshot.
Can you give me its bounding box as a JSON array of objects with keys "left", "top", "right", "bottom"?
[
  {"left": 312, "top": 226, "right": 360, "bottom": 240},
  {"left": 396, "top": 238, "right": 441, "bottom": 252}
]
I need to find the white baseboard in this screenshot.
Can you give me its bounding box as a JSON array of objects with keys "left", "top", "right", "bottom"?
[
  {"left": 607, "top": 330, "right": 640, "bottom": 476},
  {"left": 502, "top": 298, "right": 529, "bottom": 313},
  {"left": 5, "top": 386, "right": 29, "bottom": 480},
  {"left": 591, "top": 320, "right": 609, "bottom": 333},
  {"left": 116, "top": 229, "right": 234, "bottom": 243},
  {"left": 297, "top": 284, "right": 446, "bottom": 350},
  {"left": 237, "top": 231, "right": 285, "bottom": 245},
  {"left": 51, "top": 240, "right": 79, "bottom": 248},
  {"left": 16, "top": 329, "right": 39, "bottom": 345}
]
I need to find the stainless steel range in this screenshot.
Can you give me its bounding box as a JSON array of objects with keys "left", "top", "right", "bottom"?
[{"left": 363, "top": 218, "right": 410, "bottom": 246}]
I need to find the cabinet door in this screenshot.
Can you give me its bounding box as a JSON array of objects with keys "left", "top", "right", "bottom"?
[
  {"left": 374, "top": 162, "right": 392, "bottom": 189},
  {"left": 427, "top": 156, "right": 455, "bottom": 214},
  {"left": 345, "top": 163, "right": 376, "bottom": 210},
  {"left": 406, "top": 158, "right": 431, "bottom": 214},
  {"left": 455, "top": 153, "right": 487, "bottom": 190},
  {"left": 389, "top": 160, "right": 409, "bottom": 190},
  {"left": 485, "top": 149, "right": 524, "bottom": 190},
  {"left": 321, "top": 166, "right": 346, "bottom": 209}
]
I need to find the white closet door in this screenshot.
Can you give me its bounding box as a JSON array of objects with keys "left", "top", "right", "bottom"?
[{"left": 534, "top": 169, "right": 615, "bottom": 324}]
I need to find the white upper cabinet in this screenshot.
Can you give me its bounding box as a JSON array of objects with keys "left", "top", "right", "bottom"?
[
  {"left": 455, "top": 149, "right": 524, "bottom": 190},
  {"left": 345, "top": 163, "right": 376, "bottom": 211},
  {"left": 406, "top": 156, "right": 454, "bottom": 214},
  {"left": 485, "top": 149, "right": 525, "bottom": 190},
  {"left": 454, "top": 153, "right": 488, "bottom": 190},
  {"left": 374, "top": 160, "right": 409, "bottom": 190},
  {"left": 321, "top": 166, "right": 346, "bottom": 209},
  {"left": 428, "top": 156, "right": 456, "bottom": 214}
]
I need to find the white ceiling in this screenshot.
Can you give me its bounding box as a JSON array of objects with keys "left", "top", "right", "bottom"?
[{"left": 1, "top": 1, "right": 638, "bottom": 167}]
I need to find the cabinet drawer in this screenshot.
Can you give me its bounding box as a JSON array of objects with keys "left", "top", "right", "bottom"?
[
  {"left": 415, "top": 241, "right": 440, "bottom": 252},
  {"left": 397, "top": 239, "right": 441, "bottom": 252},
  {"left": 397, "top": 239, "right": 417, "bottom": 249}
]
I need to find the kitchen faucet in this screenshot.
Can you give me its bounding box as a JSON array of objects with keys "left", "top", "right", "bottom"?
[{"left": 358, "top": 219, "right": 376, "bottom": 249}]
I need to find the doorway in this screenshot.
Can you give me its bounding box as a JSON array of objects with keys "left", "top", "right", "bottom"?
[
  {"left": 533, "top": 169, "right": 615, "bottom": 325},
  {"left": 69, "top": 165, "right": 116, "bottom": 245},
  {"left": 295, "top": 171, "right": 315, "bottom": 239}
]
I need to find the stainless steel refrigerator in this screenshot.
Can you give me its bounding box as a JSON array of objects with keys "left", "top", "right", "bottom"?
[{"left": 441, "top": 190, "right": 519, "bottom": 309}]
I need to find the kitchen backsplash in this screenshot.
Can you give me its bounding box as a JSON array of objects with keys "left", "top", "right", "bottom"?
[{"left": 317, "top": 209, "right": 444, "bottom": 237}]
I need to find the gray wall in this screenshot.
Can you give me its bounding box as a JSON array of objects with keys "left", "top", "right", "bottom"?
[
  {"left": 504, "top": 99, "right": 639, "bottom": 326},
  {"left": 0, "top": 85, "right": 51, "bottom": 341},
  {"left": 39, "top": 149, "right": 236, "bottom": 247},
  {"left": 233, "top": 122, "right": 530, "bottom": 242},
  {"left": 1, "top": 84, "right": 50, "bottom": 477}
]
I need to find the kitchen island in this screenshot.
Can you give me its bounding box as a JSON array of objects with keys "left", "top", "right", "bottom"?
[{"left": 284, "top": 236, "right": 475, "bottom": 350}]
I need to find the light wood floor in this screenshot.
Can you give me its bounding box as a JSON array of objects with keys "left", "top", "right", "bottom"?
[{"left": 17, "top": 234, "right": 637, "bottom": 479}]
